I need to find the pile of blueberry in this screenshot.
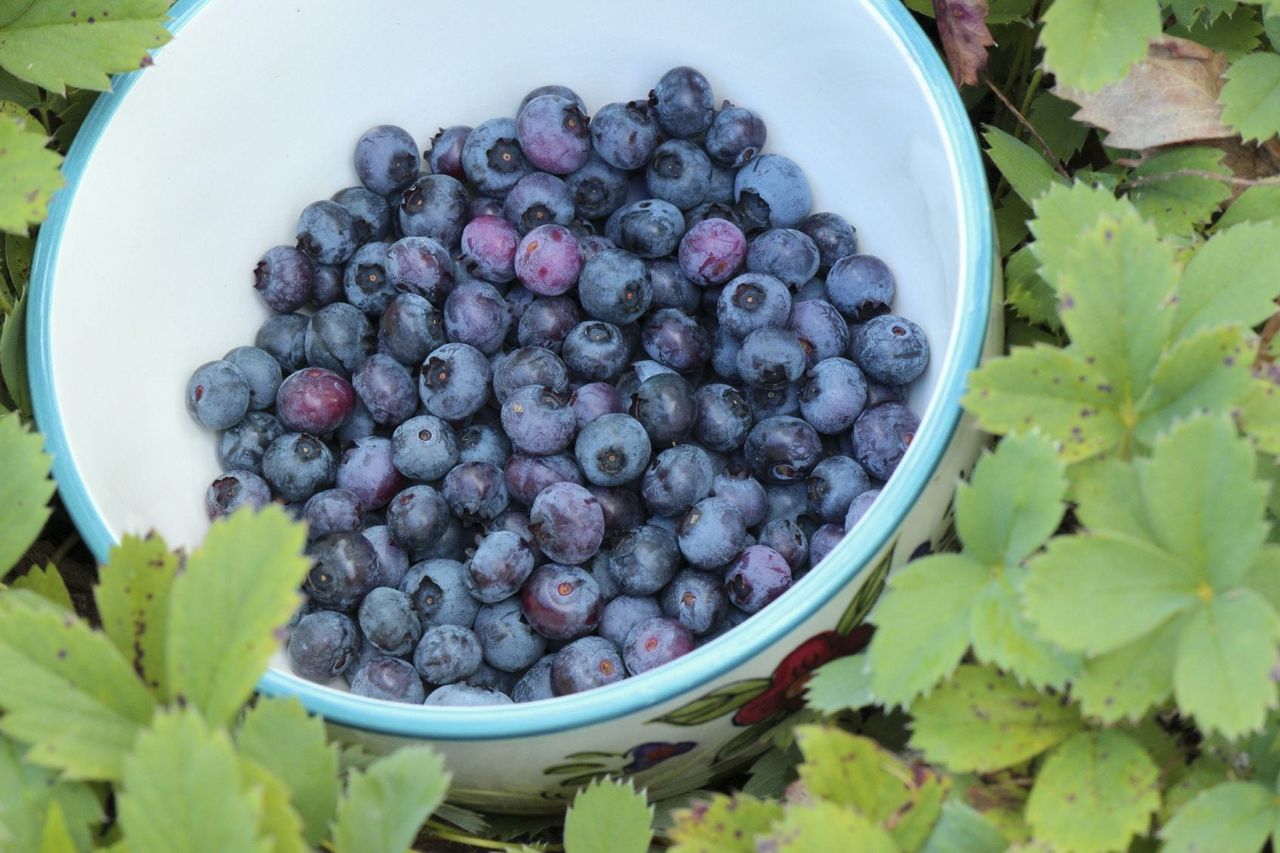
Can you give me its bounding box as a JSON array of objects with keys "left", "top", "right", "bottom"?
[{"left": 184, "top": 67, "right": 928, "bottom": 707}]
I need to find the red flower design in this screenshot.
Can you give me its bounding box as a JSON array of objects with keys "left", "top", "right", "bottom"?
[{"left": 732, "top": 625, "right": 873, "bottom": 726}]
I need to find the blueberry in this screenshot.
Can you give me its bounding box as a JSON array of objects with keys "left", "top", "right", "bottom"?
[
  {"left": 765, "top": 482, "right": 811, "bottom": 523},
  {"left": 736, "top": 328, "right": 806, "bottom": 390},
  {"left": 413, "top": 624, "right": 482, "bottom": 685},
  {"left": 530, "top": 482, "right": 604, "bottom": 564},
  {"left": 505, "top": 453, "right": 583, "bottom": 505},
  {"left": 462, "top": 118, "right": 534, "bottom": 198},
  {"left": 705, "top": 103, "right": 767, "bottom": 166},
  {"left": 551, "top": 636, "right": 625, "bottom": 695},
  {"left": 796, "top": 277, "right": 828, "bottom": 302},
  {"left": 415, "top": 515, "right": 467, "bottom": 562},
  {"left": 386, "top": 485, "right": 450, "bottom": 552},
  {"left": 363, "top": 525, "right": 410, "bottom": 588},
  {"left": 608, "top": 524, "right": 681, "bottom": 595},
  {"left": 745, "top": 416, "right": 822, "bottom": 483},
  {"left": 705, "top": 163, "right": 737, "bottom": 205},
  {"left": 798, "top": 212, "right": 858, "bottom": 273},
  {"left": 646, "top": 140, "right": 712, "bottom": 210},
  {"left": 352, "top": 354, "right": 417, "bottom": 426},
  {"left": 379, "top": 292, "right": 446, "bottom": 366},
  {"left": 848, "top": 314, "right": 929, "bottom": 386},
  {"left": 459, "top": 423, "right": 513, "bottom": 469},
  {"left": 692, "top": 383, "right": 752, "bottom": 452},
  {"left": 520, "top": 85, "right": 588, "bottom": 114},
  {"left": 253, "top": 245, "right": 314, "bottom": 313},
  {"left": 401, "top": 558, "right": 480, "bottom": 628},
  {"left": 685, "top": 200, "right": 744, "bottom": 231},
  {"left": 569, "top": 382, "right": 622, "bottom": 429},
  {"left": 566, "top": 153, "right": 630, "bottom": 220},
  {"left": 598, "top": 596, "right": 662, "bottom": 648},
  {"left": 710, "top": 325, "right": 742, "bottom": 381},
  {"left": 866, "top": 379, "right": 907, "bottom": 407},
  {"left": 609, "top": 200, "right": 686, "bottom": 260},
  {"left": 580, "top": 487, "right": 641, "bottom": 547},
  {"left": 337, "top": 400, "right": 376, "bottom": 449},
  {"left": 398, "top": 174, "right": 470, "bottom": 246},
  {"left": 358, "top": 586, "right": 422, "bottom": 656},
  {"left": 306, "top": 307, "right": 375, "bottom": 382},
  {"left": 385, "top": 236, "right": 455, "bottom": 305},
  {"left": 306, "top": 531, "right": 384, "bottom": 610},
  {"left": 474, "top": 597, "right": 548, "bottom": 672},
  {"left": 623, "top": 616, "right": 694, "bottom": 675},
  {"left": 391, "top": 415, "right": 458, "bottom": 481},
  {"left": 515, "top": 94, "right": 592, "bottom": 175},
  {"left": 217, "top": 411, "right": 284, "bottom": 474},
  {"left": 262, "top": 433, "right": 336, "bottom": 502},
  {"left": 186, "top": 360, "right": 250, "bottom": 430},
  {"left": 488, "top": 509, "right": 540, "bottom": 554},
  {"left": 311, "top": 264, "right": 344, "bottom": 308},
  {"left": 288, "top": 611, "right": 359, "bottom": 682},
  {"left": 521, "top": 564, "right": 603, "bottom": 640},
  {"left": 576, "top": 248, "right": 652, "bottom": 325},
  {"left": 335, "top": 436, "right": 405, "bottom": 510},
  {"left": 205, "top": 470, "right": 271, "bottom": 519},
  {"left": 350, "top": 656, "right": 425, "bottom": 703},
  {"left": 724, "top": 545, "right": 792, "bottom": 613},
  {"left": 354, "top": 125, "right": 419, "bottom": 196},
  {"left": 224, "top": 346, "right": 283, "bottom": 412},
  {"left": 423, "top": 683, "right": 512, "bottom": 705},
  {"left": 256, "top": 312, "right": 309, "bottom": 373},
  {"left": 641, "top": 309, "right": 710, "bottom": 373},
  {"left": 806, "top": 455, "right": 871, "bottom": 525},
  {"left": 678, "top": 218, "right": 748, "bottom": 287},
  {"left": 442, "top": 461, "right": 510, "bottom": 522},
  {"left": 660, "top": 569, "right": 727, "bottom": 635},
  {"left": 342, "top": 242, "right": 396, "bottom": 316},
  {"left": 578, "top": 233, "right": 617, "bottom": 262},
  {"left": 735, "top": 155, "right": 812, "bottom": 230},
  {"left": 651, "top": 66, "right": 715, "bottom": 138},
  {"left": 630, "top": 372, "right": 697, "bottom": 446},
  {"left": 303, "top": 488, "right": 364, "bottom": 538},
  {"left": 852, "top": 402, "right": 919, "bottom": 480},
  {"left": 758, "top": 517, "right": 808, "bottom": 573},
  {"left": 809, "top": 523, "right": 846, "bottom": 567},
  {"left": 827, "top": 254, "right": 895, "bottom": 322},
  {"left": 677, "top": 497, "right": 747, "bottom": 570},
  {"left": 747, "top": 229, "right": 820, "bottom": 289},
  {"left": 641, "top": 445, "right": 715, "bottom": 518},
  {"left": 465, "top": 530, "right": 536, "bottom": 604},
  {"left": 459, "top": 216, "right": 519, "bottom": 285},
  {"left": 712, "top": 469, "right": 767, "bottom": 528},
  {"left": 590, "top": 101, "right": 659, "bottom": 170},
  {"left": 332, "top": 186, "right": 393, "bottom": 244},
  {"left": 519, "top": 295, "right": 581, "bottom": 352},
  {"left": 515, "top": 224, "right": 583, "bottom": 297},
  {"left": 562, "top": 321, "right": 631, "bottom": 381},
  {"left": 632, "top": 360, "right": 677, "bottom": 384},
  {"left": 296, "top": 200, "right": 359, "bottom": 265},
  {"left": 511, "top": 654, "right": 557, "bottom": 702},
  {"left": 419, "top": 343, "right": 493, "bottom": 420},
  {"left": 717, "top": 273, "right": 792, "bottom": 339},
  {"left": 426, "top": 125, "right": 472, "bottom": 180},
  {"left": 799, "top": 357, "right": 868, "bottom": 434},
  {"left": 465, "top": 662, "right": 519, "bottom": 695},
  {"left": 504, "top": 172, "right": 576, "bottom": 235},
  {"left": 647, "top": 257, "right": 701, "bottom": 313},
  {"left": 788, "top": 299, "right": 849, "bottom": 368},
  {"left": 501, "top": 385, "right": 576, "bottom": 455},
  {"left": 276, "top": 367, "right": 356, "bottom": 435},
  {"left": 747, "top": 383, "right": 801, "bottom": 420},
  {"left": 572, "top": 412, "right": 650, "bottom": 487}
]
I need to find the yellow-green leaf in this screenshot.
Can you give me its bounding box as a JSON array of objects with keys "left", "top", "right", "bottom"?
[
  {"left": 970, "top": 571, "right": 1082, "bottom": 690},
  {"left": 0, "top": 411, "right": 54, "bottom": 574},
  {"left": 1072, "top": 614, "right": 1185, "bottom": 722},
  {"left": 0, "top": 736, "right": 103, "bottom": 853},
  {"left": 238, "top": 757, "right": 306, "bottom": 853},
  {"left": 1176, "top": 221, "right": 1280, "bottom": 337},
  {"left": 1135, "top": 324, "right": 1254, "bottom": 448},
  {"left": 0, "top": 116, "right": 62, "bottom": 233},
  {"left": 331, "top": 747, "right": 450, "bottom": 853},
  {"left": 921, "top": 800, "right": 1008, "bottom": 853},
  {"left": 1040, "top": 0, "right": 1163, "bottom": 91},
  {"left": 1220, "top": 51, "right": 1280, "bottom": 142},
  {"left": 10, "top": 563, "right": 72, "bottom": 610},
  {"left": 1160, "top": 781, "right": 1276, "bottom": 853},
  {"left": 1214, "top": 184, "right": 1280, "bottom": 230},
  {"left": 39, "top": 801, "right": 77, "bottom": 853},
  {"left": 1127, "top": 146, "right": 1232, "bottom": 235},
  {"left": 1239, "top": 375, "right": 1280, "bottom": 454},
  {"left": 805, "top": 653, "right": 875, "bottom": 714},
  {"left": 667, "top": 794, "right": 783, "bottom": 853},
  {"left": 95, "top": 535, "right": 178, "bottom": 694},
  {"left": 983, "top": 125, "right": 1066, "bottom": 204},
  {"left": 1030, "top": 181, "right": 1140, "bottom": 287},
  {"left": 755, "top": 800, "right": 897, "bottom": 853}
]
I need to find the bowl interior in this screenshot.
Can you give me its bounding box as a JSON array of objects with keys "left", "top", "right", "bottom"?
[{"left": 32, "top": 0, "right": 989, "bottom": 736}]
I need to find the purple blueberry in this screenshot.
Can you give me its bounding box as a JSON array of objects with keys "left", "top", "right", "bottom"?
[
  {"left": 651, "top": 66, "right": 715, "bottom": 138},
  {"left": 641, "top": 309, "right": 710, "bottom": 372},
  {"left": 515, "top": 224, "right": 583, "bottom": 296},
  {"left": 717, "top": 273, "right": 792, "bottom": 338},
  {"left": 205, "top": 470, "right": 271, "bottom": 519},
  {"left": 570, "top": 382, "right": 622, "bottom": 429},
  {"left": 521, "top": 564, "right": 603, "bottom": 640},
  {"left": 303, "top": 488, "right": 364, "bottom": 538},
  {"left": 551, "top": 636, "right": 625, "bottom": 695},
  {"left": 419, "top": 343, "right": 493, "bottom": 420},
  {"left": 844, "top": 488, "right": 882, "bottom": 530},
  {"left": 788, "top": 299, "right": 849, "bottom": 367},
  {"left": 747, "top": 228, "right": 820, "bottom": 288},
  {"left": 386, "top": 236, "right": 455, "bottom": 305},
  {"left": 677, "top": 496, "right": 748, "bottom": 570},
  {"left": 678, "top": 218, "right": 748, "bottom": 287},
  {"left": 505, "top": 453, "right": 583, "bottom": 505},
  {"left": 623, "top": 617, "right": 694, "bottom": 675},
  {"left": 705, "top": 103, "right": 766, "bottom": 166},
  {"left": 852, "top": 402, "right": 919, "bottom": 480},
  {"left": 724, "top": 545, "right": 792, "bottom": 613},
  {"left": 810, "top": 523, "right": 846, "bottom": 567},
  {"left": 399, "top": 174, "right": 470, "bottom": 246},
  {"left": 462, "top": 118, "right": 533, "bottom": 198},
  {"left": 442, "top": 461, "right": 510, "bottom": 523},
  {"left": 530, "top": 482, "right": 604, "bottom": 565},
  {"left": 466, "top": 530, "right": 536, "bottom": 604},
  {"left": 745, "top": 416, "right": 822, "bottom": 483},
  {"left": 262, "top": 433, "right": 336, "bottom": 502},
  {"left": 253, "top": 245, "right": 314, "bottom": 313},
  {"left": 306, "top": 531, "right": 385, "bottom": 611},
  {"left": 518, "top": 296, "right": 581, "bottom": 352},
  {"left": 426, "top": 125, "right": 472, "bottom": 180},
  {"left": 660, "top": 569, "right": 727, "bottom": 635},
  {"left": 827, "top": 254, "right": 895, "bottom": 321},
  {"left": 590, "top": 101, "right": 659, "bottom": 170},
  {"left": 335, "top": 436, "right": 404, "bottom": 510},
  {"left": 354, "top": 125, "right": 419, "bottom": 195},
  {"left": 798, "top": 212, "right": 859, "bottom": 272},
  {"left": 289, "top": 610, "right": 359, "bottom": 682},
  {"left": 501, "top": 385, "right": 576, "bottom": 455}
]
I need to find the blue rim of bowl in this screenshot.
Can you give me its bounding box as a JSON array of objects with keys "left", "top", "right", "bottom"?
[{"left": 30, "top": 0, "right": 993, "bottom": 740}]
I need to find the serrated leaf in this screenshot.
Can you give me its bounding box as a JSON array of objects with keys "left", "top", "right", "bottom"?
[
  {"left": 994, "top": 194, "right": 1031, "bottom": 254},
  {"left": 1136, "top": 324, "right": 1254, "bottom": 446},
  {"left": 1128, "top": 146, "right": 1233, "bottom": 235},
  {"left": 970, "top": 571, "right": 1082, "bottom": 689},
  {"left": 909, "top": 665, "right": 1081, "bottom": 772},
  {"left": 1040, "top": 0, "right": 1163, "bottom": 91},
  {"left": 0, "top": 411, "right": 54, "bottom": 574},
  {"left": 1072, "top": 614, "right": 1185, "bottom": 721},
  {"left": 39, "top": 801, "right": 76, "bottom": 853},
  {"left": 10, "top": 563, "right": 71, "bottom": 610},
  {"left": 1240, "top": 375, "right": 1280, "bottom": 454},
  {"left": 119, "top": 709, "right": 267, "bottom": 853},
  {"left": 0, "top": 116, "right": 62, "bottom": 233},
  {"left": 667, "top": 793, "right": 783, "bottom": 853},
  {"left": 235, "top": 697, "right": 339, "bottom": 847},
  {"left": 1215, "top": 184, "right": 1280, "bottom": 229},
  {"left": 956, "top": 432, "right": 1067, "bottom": 566},
  {"left": 95, "top": 535, "right": 177, "bottom": 693},
  {"left": 755, "top": 800, "right": 897, "bottom": 853},
  {"left": 0, "top": 289, "right": 29, "bottom": 415},
  {"left": 1025, "top": 730, "right": 1159, "bottom": 853},
  {"left": 741, "top": 746, "right": 797, "bottom": 800},
  {"left": 1244, "top": 545, "right": 1280, "bottom": 612},
  {"left": 962, "top": 345, "right": 1127, "bottom": 462},
  {"left": 1177, "top": 222, "right": 1280, "bottom": 337},
  {"left": 1029, "top": 182, "right": 1139, "bottom": 286},
  {"left": 921, "top": 801, "right": 1008, "bottom": 853},
  {"left": 984, "top": 125, "right": 1066, "bottom": 204},
  {"left": 0, "top": 736, "right": 102, "bottom": 852},
  {"left": 1170, "top": 0, "right": 1242, "bottom": 27},
  {"left": 0, "top": 591, "right": 155, "bottom": 780},
  {"left": 1160, "top": 781, "right": 1276, "bottom": 852},
  {"left": 987, "top": 0, "right": 1034, "bottom": 24},
  {"left": 0, "top": 0, "right": 171, "bottom": 94},
  {"left": 1169, "top": 7, "right": 1265, "bottom": 58},
  {"left": 1070, "top": 455, "right": 1156, "bottom": 540},
  {"left": 0, "top": 69, "right": 39, "bottom": 108},
  {"left": 3, "top": 231, "right": 33, "bottom": 293},
  {"left": 1028, "top": 91, "right": 1090, "bottom": 160},
  {"left": 1160, "top": 755, "right": 1231, "bottom": 823},
  {"left": 238, "top": 757, "right": 306, "bottom": 853},
  {"left": 868, "top": 554, "right": 987, "bottom": 707},
  {"left": 166, "top": 506, "right": 308, "bottom": 727},
  {"left": 805, "top": 653, "right": 874, "bottom": 713},
  {"left": 331, "top": 747, "right": 449, "bottom": 853},
  {"left": 1175, "top": 589, "right": 1280, "bottom": 737},
  {"left": 1220, "top": 51, "right": 1280, "bottom": 142},
  {"left": 1005, "top": 245, "right": 1060, "bottom": 329},
  {"left": 562, "top": 777, "right": 652, "bottom": 853}
]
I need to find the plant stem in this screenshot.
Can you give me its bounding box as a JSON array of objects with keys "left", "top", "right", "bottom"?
[
  {"left": 51, "top": 531, "right": 80, "bottom": 565},
  {"left": 1017, "top": 68, "right": 1044, "bottom": 124},
  {"left": 985, "top": 75, "right": 1071, "bottom": 178},
  {"left": 1119, "top": 170, "right": 1280, "bottom": 190}
]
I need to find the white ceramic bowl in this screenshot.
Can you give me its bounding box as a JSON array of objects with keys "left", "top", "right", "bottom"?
[{"left": 30, "top": 0, "right": 995, "bottom": 809}]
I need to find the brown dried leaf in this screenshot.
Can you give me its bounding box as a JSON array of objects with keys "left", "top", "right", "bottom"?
[
  {"left": 935, "top": 0, "right": 995, "bottom": 87},
  {"left": 1055, "top": 36, "right": 1233, "bottom": 150}
]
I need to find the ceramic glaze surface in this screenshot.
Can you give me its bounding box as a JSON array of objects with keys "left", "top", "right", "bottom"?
[{"left": 30, "top": 0, "right": 994, "bottom": 806}]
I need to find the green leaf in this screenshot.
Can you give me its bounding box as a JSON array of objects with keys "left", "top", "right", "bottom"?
[
  {"left": 1220, "top": 51, "right": 1280, "bottom": 142},
  {"left": 1072, "top": 614, "right": 1185, "bottom": 721},
  {"left": 970, "top": 571, "right": 1082, "bottom": 689},
  {"left": 1025, "top": 730, "right": 1160, "bottom": 853},
  {"left": 4, "top": 230, "right": 33, "bottom": 294},
  {"left": 1160, "top": 755, "right": 1231, "bottom": 822},
  {"left": 166, "top": 506, "right": 308, "bottom": 726},
  {"left": 805, "top": 653, "right": 874, "bottom": 713},
  {"left": 118, "top": 709, "right": 266, "bottom": 853},
  {"left": 10, "top": 563, "right": 71, "bottom": 610},
  {"left": 921, "top": 801, "right": 1008, "bottom": 853},
  {"left": 1005, "top": 245, "right": 1060, "bottom": 330},
  {"left": 0, "top": 411, "right": 53, "bottom": 574},
  {"left": 95, "top": 535, "right": 178, "bottom": 693},
  {"left": 755, "top": 800, "right": 897, "bottom": 853},
  {"left": 0, "top": 736, "right": 102, "bottom": 852},
  {"left": 0, "top": 69, "right": 39, "bottom": 108},
  {"left": 909, "top": 665, "right": 1081, "bottom": 772},
  {"left": 962, "top": 345, "right": 1127, "bottom": 462},
  {"left": 1175, "top": 589, "right": 1280, "bottom": 737},
  {"left": 1028, "top": 91, "right": 1090, "bottom": 160},
  {"left": 238, "top": 756, "right": 306, "bottom": 853},
  {"left": 650, "top": 678, "right": 770, "bottom": 725},
  {"left": 1040, "top": 0, "right": 1163, "bottom": 91},
  {"left": 0, "top": 0, "right": 171, "bottom": 94},
  {"left": 235, "top": 697, "right": 339, "bottom": 847},
  {"left": 1240, "top": 376, "right": 1280, "bottom": 455},
  {"left": 39, "top": 801, "right": 77, "bottom": 853},
  {"left": 1030, "top": 181, "right": 1138, "bottom": 287},
  {"left": 741, "top": 746, "right": 797, "bottom": 800},
  {"left": 331, "top": 746, "right": 449, "bottom": 853},
  {"left": 1244, "top": 545, "right": 1280, "bottom": 612},
  {"left": 1160, "top": 781, "right": 1276, "bottom": 853},
  {"left": 867, "top": 554, "right": 987, "bottom": 708},
  {"left": 1215, "top": 184, "right": 1280, "bottom": 230},
  {"left": 1169, "top": 6, "right": 1265, "bottom": 58},
  {"left": 1127, "top": 146, "right": 1232, "bottom": 235},
  {"left": 0, "top": 116, "right": 62, "bottom": 234},
  {"left": 1177, "top": 222, "right": 1280, "bottom": 336},
  {"left": 1135, "top": 324, "right": 1254, "bottom": 447},
  {"left": 956, "top": 432, "right": 1067, "bottom": 567},
  {"left": 0, "top": 289, "right": 29, "bottom": 415},
  {"left": 562, "top": 777, "right": 652, "bottom": 853},
  {"left": 988, "top": 0, "right": 1036, "bottom": 24},
  {"left": 667, "top": 794, "right": 783, "bottom": 853},
  {"left": 983, "top": 125, "right": 1065, "bottom": 204},
  {"left": 0, "top": 591, "right": 155, "bottom": 780},
  {"left": 1169, "top": 0, "right": 1242, "bottom": 27},
  {"left": 994, "top": 194, "right": 1031, "bottom": 254}
]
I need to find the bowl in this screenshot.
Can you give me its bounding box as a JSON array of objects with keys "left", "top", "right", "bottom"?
[{"left": 29, "top": 0, "right": 995, "bottom": 809}]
